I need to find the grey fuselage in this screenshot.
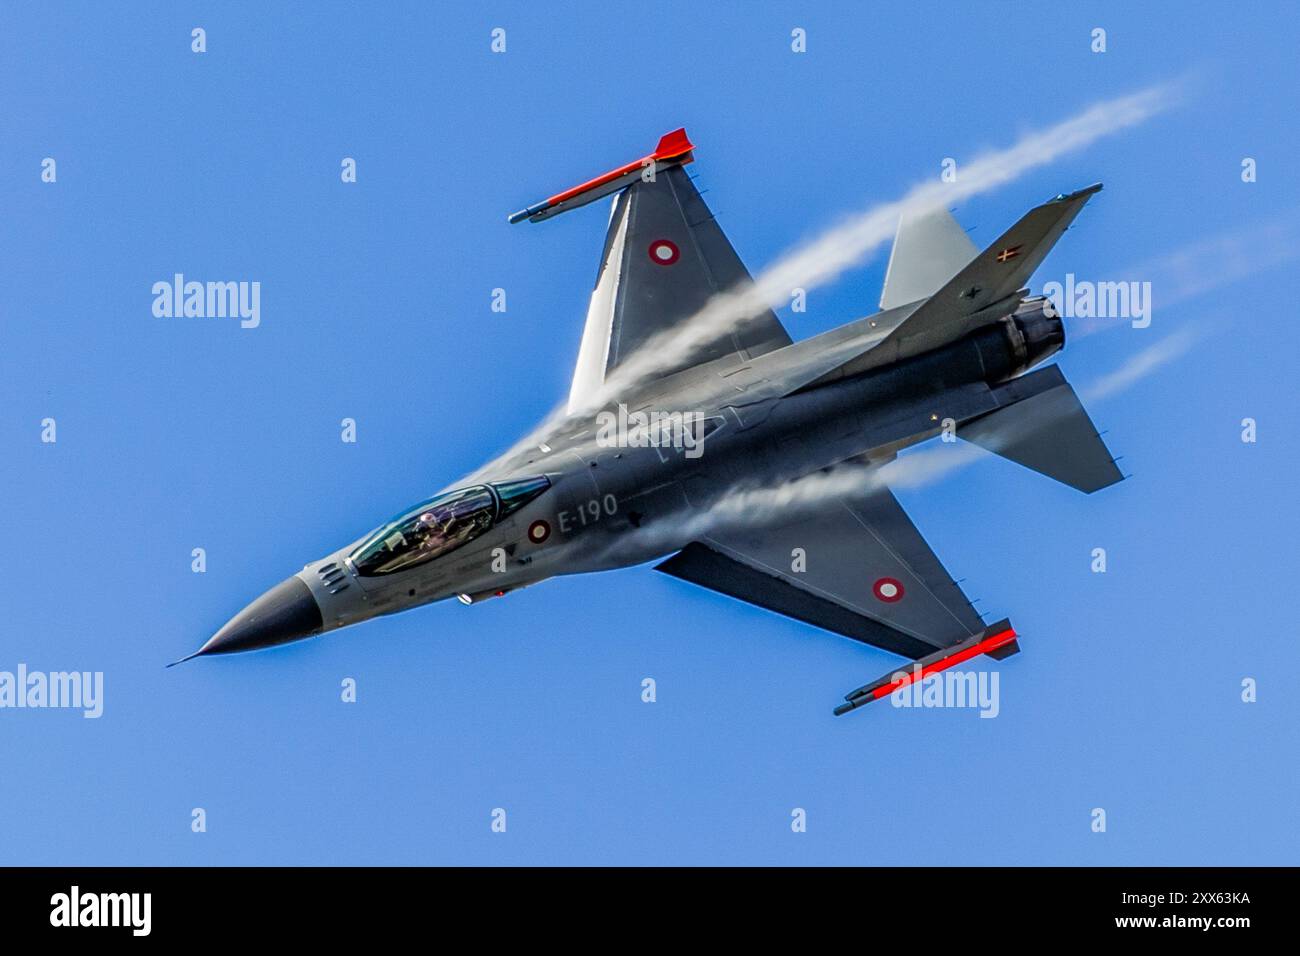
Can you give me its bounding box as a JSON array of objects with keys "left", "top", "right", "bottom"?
[{"left": 292, "top": 299, "right": 1063, "bottom": 642}]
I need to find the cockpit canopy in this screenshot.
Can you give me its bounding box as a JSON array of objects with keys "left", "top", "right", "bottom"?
[{"left": 351, "top": 476, "right": 551, "bottom": 577}]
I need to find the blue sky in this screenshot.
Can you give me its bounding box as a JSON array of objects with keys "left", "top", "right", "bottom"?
[{"left": 2, "top": 2, "right": 1297, "bottom": 865}]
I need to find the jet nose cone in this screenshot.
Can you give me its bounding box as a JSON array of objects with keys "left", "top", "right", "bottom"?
[{"left": 171, "top": 576, "right": 324, "bottom": 665}]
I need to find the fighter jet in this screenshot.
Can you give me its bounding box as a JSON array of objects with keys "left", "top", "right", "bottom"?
[{"left": 174, "top": 129, "right": 1123, "bottom": 715}]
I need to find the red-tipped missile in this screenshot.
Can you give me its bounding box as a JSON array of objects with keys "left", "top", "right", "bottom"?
[
  {"left": 833, "top": 619, "right": 1019, "bottom": 716},
  {"left": 508, "top": 128, "right": 695, "bottom": 224}
]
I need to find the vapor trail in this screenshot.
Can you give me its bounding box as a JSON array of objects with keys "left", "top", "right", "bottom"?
[
  {"left": 1126, "top": 221, "right": 1298, "bottom": 309},
  {"left": 1071, "top": 220, "right": 1300, "bottom": 339},
  {"left": 1081, "top": 324, "right": 1205, "bottom": 402},
  {"left": 615, "top": 323, "right": 1205, "bottom": 555},
  {"left": 582, "top": 82, "right": 1178, "bottom": 413},
  {"left": 467, "top": 82, "right": 1178, "bottom": 483}
]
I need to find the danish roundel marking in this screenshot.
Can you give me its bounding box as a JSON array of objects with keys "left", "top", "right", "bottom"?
[
  {"left": 872, "top": 577, "right": 904, "bottom": 603},
  {"left": 527, "top": 520, "right": 551, "bottom": 544},
  {"left": 648, "top": 239, "right": 679, "bottom": 265}
]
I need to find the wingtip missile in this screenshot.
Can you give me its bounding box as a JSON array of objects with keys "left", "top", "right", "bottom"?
[
  {"left": 508, "top": 128, "right": 695, "bottom": 224},
  {"left": 833, "top": 619, "right": 1019, "bottom": 716}
]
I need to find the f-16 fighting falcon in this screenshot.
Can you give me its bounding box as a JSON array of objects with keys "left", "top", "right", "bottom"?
[{"left": 174, "top": 129, "right": 1124, "bottom": 715}]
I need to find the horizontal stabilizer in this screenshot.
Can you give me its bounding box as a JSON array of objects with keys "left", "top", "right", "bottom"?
[{"left": 961, "top": 365, "right": 1123, "bottom": 493}]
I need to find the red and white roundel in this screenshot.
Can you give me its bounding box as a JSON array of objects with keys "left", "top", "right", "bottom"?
[
  {"left": 872, "top": 577, "right": 905, "bottom": 603},
  {"left": 527, "top": 520, "right": 551, "bottom": 544},
  {"left": 648, "top": 239, "right": 679, "bottom": 265}
]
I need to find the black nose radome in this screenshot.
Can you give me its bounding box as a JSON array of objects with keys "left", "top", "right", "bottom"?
[{"left": 170, "top": 576, "right": 323, "bottom": 665}]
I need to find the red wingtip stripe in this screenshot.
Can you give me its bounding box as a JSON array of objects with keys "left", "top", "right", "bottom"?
[
  {"left": 543, "top": 130, "right": 695, "bottom": 207},
  {"left": 984, "top": 627, "right": 1018, "bottom": 651},
  {"left": 870, "top": 627, "right": 1018, "bottom": 700}
]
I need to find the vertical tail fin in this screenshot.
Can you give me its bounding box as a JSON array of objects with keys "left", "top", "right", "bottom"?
[
  {"left": 879, "top": 206, "right": 979, "bottom": 310},
  {"left": 879, "top": 184, "right": 1104, "bottom": 362}
]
